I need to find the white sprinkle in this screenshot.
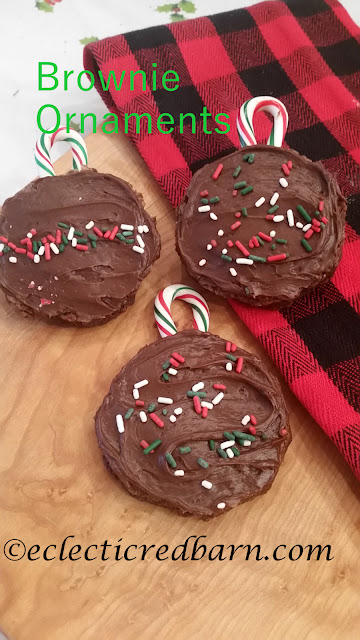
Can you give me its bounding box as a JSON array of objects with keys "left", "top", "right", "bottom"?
[
  {"left": 255, "top": 196, "right": 266, "bottom": 207},
  {"left": 201, "top": 401, "right": 213, "bottom": 410},
  {"left": 134, "top": 379, "right": 148, "bottom": 389},
  {"left": 169, "top": 415, "right": 177, "bottom": 423},
  {"left": 133, "top": 388, "right": 140, "bottom": 400},
  {"left": 279, "top": 177, "right": 288, "bottom": 188},
  {"left": 217, "top": 502, "right": 226, "bottom": 509},
  {"left": 243, "top": 440, "right": 251, "bottom": 447},
  {"left": 198, "top": 205, "right": 210, "bottom": 213},
  {"left": 296, "top": 222, "right": 304, "bottom": 229},
  {"left": 241, "top": 414, "right": 251, "bottom": 426},
  {"left": 50, "top": 242, "right": 59, "bottom": 255},
  {"left": 212, "top": 392, "right": 224, "bottom": 405},
  {"left": 201, "top": 480, "right": 213, "bottom": 490},
  {"left": 174, "top": 470, "right": 184, "bottom": 476},
  {"left": 270, "top": 192, "right": 279, "bottom": 206},
  {"left": 226, "top": 448, "right": 235, "bottom": 458},
  {"left": 38, "top": 245, "right": 45, "bottom": 256},
  {"left": 138, "top": 225, "right": 143, "bottom": 234},
  {"left": 225, "top": 362, "right": 233, "bottom": 371},
  {"left": 270, "top": 230, "right": 276, "bottom": 238},
  {"left": 37, "top": 286, "right": 42, "bottom": 291},
  {"left": 192, "top": 382, "right": 204, "bottom": 392},
  {"left": 199, "top": 259, "right": 206, "bottom": 267},
  {"left": 174, "top": 407, "right": 183, "bottom": 416},
  {"left": 236, "top": 258, "right": 253, "bottom": 265},
  {"left": 71, "top": 238, "right": 77, "bottom": 248},
  {"left": 68, "top": 227, "right": 75, "bottom": 241},
  {"left": 222, "top": 248, "right": 228, "bottom": 254},
  {"left": 116, "top": 414, "right": 124, "bottom": 433},
  {"left": 158, "top": 397, "right": 173, "bottom": 404},
  {"left": 85, "top": 221, "right": 94, "bottom": 230},
  {"left": 273, "top": 215, "right": 284, "bottom": 223},
  {"left": 303, "top": 223, "right": 312, "bottom": 232},
  {"left": 33, "top": 254, "right": 40, "bottom": 263},
  {"left": 210, "top": 212, "right": 218, "bottom": 221},
  {"left": 133, "top": 246, "right": 144, "bottom": 254},
  {"left": 79, "top": 197, "right": 82, "bottom": 201},
  {"left": 0, "top": 243, "right": 4, "bottom": 252},
  {"left": 287, "top": 209, "right": 294, "bottom": 227},
  {"left": 136, "top": 234, "right": 145, "bottom": 248},
  {"left": 139, "top": 411, "right": 147, "bottom": 423},
  {"left": 220, "top": 440, "right": 235, "bottom": 449},
  {"left": 27, "top": 232, "right": 33, "bottom": 239},
  {"left": 121, "top": 224, "right": 134, "bottom": 231},
  {"left": 9, "top": 256, "right": 17, "bottom": 263},
  {"left": 168, "top": 368, "right": 177, "bottom": 376},
  {"left": 229, "top": 267, "right": 237, "bottom": 277},
  {"left": 207, "top": 244, "right": 212, "bottom": 250},
  {"left": 54, "top": 276, "right": 58, "bottom": 280},
  {"left": 218, "top": 229, "right": 224, "bottom": 236},
  {"left": 143, "top": 225, "right": 149, "bottom": 233}
]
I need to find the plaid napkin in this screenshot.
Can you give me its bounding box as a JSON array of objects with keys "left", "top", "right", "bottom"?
[{"left": 84, "top": 0, "right": 360, "bottom": 480}]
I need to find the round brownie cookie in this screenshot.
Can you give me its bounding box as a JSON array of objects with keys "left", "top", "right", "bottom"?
[
  {"left": 0, "top": 170, "right": 160, "bottom": 326},
  {"left": 176, "top": 145, "right": 346, "bottom": 308},
  {"left": 95, "top": 330, "right": 290, "bottom": 519}
]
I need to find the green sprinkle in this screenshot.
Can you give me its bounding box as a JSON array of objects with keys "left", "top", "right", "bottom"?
[
  {"left": 122, "top": 231, "right": 133, "bottom": 237},
  {"left": 187, "top": 390, "right": 207, "bottom": 398},
  {"left": 162, "top": 360, "right": 170, "bottom": 370},
  {"left": 236, "top": 439, "right": 245, "bottom": 446},
  {"left": 241, "top": 207, "right": 248, "bottom": 217},
  {"left": 234, "top": 181, "right": 246, "bottom": 190},
  {"left": 268, "top": 205, "right": 279, "bottom": 214},
  {"left": 223, "top": 431, "right": 235, "bottom": 440},
  {"left": 201, "top": 198, "right": 209, "bottom": 204},
  {"left": 59, "top": 244, "right": 65, "bottom": 253},
  {"left": 91, "top": 241, "right": 97, "bottom": 249},
  {"left": 256, "top": 236, "right": 265, "bottom": 246},
  {"left": 241, "top": 186, "right": 253, "bottom": 195},
  {"left": 147, "top": 403, "right": 156, "bottom": 413},
  {"left": 209, "top": 440, "right": 215, "bottom": 451},
  {"left": 162, "top": 408, "right": 167, "bottom": 416},
  {"left": 231, "top": 446, "right": 240, "bottom": 457},
  {"left": 217, "top": 447, "right": 227, "bottom": 459},
  {"left": 143, "top": 439, "right": 162, "bottom": 455},
  {"left": 221, "top": 254, "right": 232, "bottom": 262},
  {"left": 245, "top": 286, "right": 250, "bottom": 296},
  {"left": 315, "top": 210, "right": 320, "bottom": 217},
  {"left": 233, "top": 166, "right": 241, "bottom": 178},
  {"left": 179, "top": 446, "right": 191, "bottom": 454},
  {"left": 271, "top": 244, "right": 276, "bottom": 250},
  {"left": 226, "top": 354, "right": 236, "bottom": 362},
  {"left": 88, "top": 233, "right": 97, "bottom": 241},
  {"left": 126, "top": 239, "right": 135, "bottom": 244},
  {"left": 62, "top": 235, "right": 69, "bottom": 245},
  {"left": 58, "top": 222, "right": 69, "bottom": 229},
  {"left": 77, "top": 238, "right": 88, "bottom": 244},
  {"left": 247, "top": 153, "right": 255, "bottom": 164},
  {"left": 125, "top": 408, "right": 134, "bottom": 420},
  {"left": 3, "top": 246, "right": 10, "bottom": 253},
  {"left": 320, "top": 222, "right": 325, "bottom": 229},
  {"left": 74, "top": 230, "right": 84, "bottom": 237},
  {"left": 248, "top": 254, "right": 266, "bottom": 263},
  {"left": 32, "top": 241, "right": 38, "bottom": 253},
  {"left": 209, "top": 196, "right": 220, "bottom": 204},
  {"left": 37, "top": 240, "right": 43, "bottom": 247},
  {"left": 233, "top": 431, "right": 256, "bottom": 442},
  {"left": 297, "top": 205, "right": 312, "bottom": 223},
  {"left": 162, "top": 373, "right": 170, "bottom": 381},
  {"left": 166, "top": 453, "right": 177, "bottom": 468},
  {"left": 301, "top": 238, "right": 312, "bottom": 253},
  {"left": 101, "top": 227, "right": 108, "bottom": 232},
  {"left": 243, "top": 153, "right": 250, "bottom": 161},
  {"left": 198, "top": 457, "right": 209, "bottom": 469},
  {"left": 276, "top": 238, "right": 287, "bottom": 244},
  {"left": 116, "top": 233, "right": 126, "bottom": 241},
  {"left": 261, "top": 433, "right": 268, "bottom": 440}
]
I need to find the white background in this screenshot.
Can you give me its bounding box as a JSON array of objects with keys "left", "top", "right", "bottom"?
[{"left": 1, "top": 0, "right": 358, "bottom": 202}]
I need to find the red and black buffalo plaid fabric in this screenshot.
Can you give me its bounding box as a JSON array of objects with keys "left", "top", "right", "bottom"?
[{"left": 84, "top": 0, "right": 360, "bottom": 480}]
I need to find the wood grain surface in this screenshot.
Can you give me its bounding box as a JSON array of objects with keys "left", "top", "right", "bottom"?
[{"left": 0, "top": 129, "right": 359, "bottom": 640}]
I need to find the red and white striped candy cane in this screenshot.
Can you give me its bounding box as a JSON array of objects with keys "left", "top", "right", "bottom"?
[
  {"left": 237, "top": 96, "right": 288, "bottom": 148},
  {"left": 35, "top": 127, "right": 88, "bottom": 177},
  {"left": 154, "top": 284, "right": 210, "bottom": 338}
]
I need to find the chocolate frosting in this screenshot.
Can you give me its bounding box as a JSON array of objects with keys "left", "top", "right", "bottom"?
[
  {"left": 176, "top": 145, "right": 346, "bottom": 307},
  {"left": 0, "top": 170, "right": 160, "bottom": 326},
  {"left": 95, "top": 330, "right": 290, "bottom": 519}
]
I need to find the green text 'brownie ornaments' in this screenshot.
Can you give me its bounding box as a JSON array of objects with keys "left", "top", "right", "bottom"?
[
  {"left": 0, "top": 127, "right": 160, "bottom": 326},
  {"left": 176, "top": 96, "right": 346, "bottom": 308},
  {"left": 95, "top": 284, "right": 290, "bottom": 519}
]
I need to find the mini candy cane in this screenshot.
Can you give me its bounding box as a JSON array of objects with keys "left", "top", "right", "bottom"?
[
  {"left": 35, "top": 127, "right": 88, "bottom": 178},
  {"left": 154, "top": 284, "right": 210, "bottom": 338},
  {"left": 237, "top": 96, "right": 288, "bottom": 148}
]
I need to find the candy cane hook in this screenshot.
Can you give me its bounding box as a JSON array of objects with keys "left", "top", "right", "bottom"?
[
  {"left": 237, "top": 96, "right": 288, "bottom": 148},
  {"left": 35, "top": 127, "right": 88, "bottom": 177},
  {"left": 154, "top": 285, "right": 210, "bottom": 338}
]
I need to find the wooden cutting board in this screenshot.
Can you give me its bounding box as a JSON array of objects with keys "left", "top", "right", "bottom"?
[{"left": 1, "top": 129, "right": 359, "bottom": 640}]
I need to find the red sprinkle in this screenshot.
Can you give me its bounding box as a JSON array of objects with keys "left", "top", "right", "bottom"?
[
  {"left": 8, "top": 242, "right": 17, "bottom": 250},
  {"left": 55, "top": 229, "right": 62, "bottom": 244},
  {"left": 287, "top": 161, "right": 292, "bottom": 169},
  {"left": 258, "top": 232, "right": 272, "bottom": 242},
  {"left": 235, "top": 211, "right": 241, "bottom": 218},
  {"left": 201, "top": 406, "right": 208, "bottom": 419},
  {"left": 252, "top": 236, "right": 260, "bottom": 248},
  {"left": 279, "top": 428, "right": 288, "bottom": 437},
  {"left": 149, "top": 413, "right": 164, "bottom": 428},
  {"left": 193, "top": 396, "right": 201, "bottom": 414},
  {"left": 226, "top": 341, "right": 231, "bottom": 353},
  {"left": 267, "top": 253, "right": 287, "bottom": 262},
  {"left": 93, "top": 227, "right": 103, "bottom": 238},
  {"left": 304, "top": 229, "right": 314, "bottom": 239},
  {"left": 282, "top": 163, "right": 290, "bottom": 176},
  {"left": 210, "top": 239, "right": 217, "bottom": 248},
  {"left": 231, "top": 221, "right": 241, "bottom": 231},
  {"left": 312, "top": 218, "right": 321, "bottom": 227},
  {"left": 27, "top": 239, "right": 32, "bottom": 251},
  {"left": 27, "top": 252, "right": 34, "bottom": 260},
  {"left": 212, "top": 163, "right": 223, "bottom": 180},
  {"left": 20, "top": 238, "right": 29, "bottom": 245},
  {"left": 15, "top": 247, "right": 26, "bottom": 254},
  {"left": 235, "top": 240, "right": 249, "bottom": 257},
  {"left": 249, "top": 239, "right": 254, "bottom": 249},
  {"left": 0, "top": 236, "right": 8, "bottom": 243},
  {"left": 30, "top": 228, "right": 37, "bottom": 235},
  {"left": 109, "top": 225, "right": 119, "bottom": 241},
  {"left": 213, "top": 383, "right": 226, "bottom": 390},
  {"left": 231, "top": 343, "right": 237, "bottom": 352},
  {"left": 140, "top": 439, "right": 154, "bottom": 453},
  {"left": 249, "top": 426, "right": 257, "bottom": 436},
  {"left": 250, "top": 415, "right": 257, "bottom": 426},
  {"left": 265, "top": 214, "right": 274, "bottom": 221},
  {"left": 169, "top": 357, "right": 180, "bottom": 367},
  {"left": 135, "top": 400, "right": 145, "bottom": 407},
  {"left": 45, "top": 244, "right": 51, "bottom": 261},
  {"left": 40, "top": 298, "right": 52, "bottom": 306},
  {"left": 172, "top": 352, "right": 185, "bottom": 363},
  {"left": 200, "top": 190, "right": 208, "bottom": 197},
  {"left": 227, "top": 240, "right": 234, "bottom": 248},
  {"left": 311, "top": 225, "right": 321, "bottom": 233},
  {"left": 47, "top": 234, "right": 56, "bottom": 243},
  {"left": 42, "top": 237, "right": 48, "bottom": 244},
  {"left": 318, "top": 201, "right": 324, "bottom": 212},
  {"left": 321, "top": 216, "right": 328, "bottom": 224},
  {"left": 236, "top": 357, "right": 243, "bottom": 374},
  {"left": 232, "top": 190, "right": 238, "bottom": 197},
  {"left": 104, "top": 230, "right": 111, "bottom": 239},
  {"left": 76, "top": 244, "right": 89, "bottom": 251}
]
